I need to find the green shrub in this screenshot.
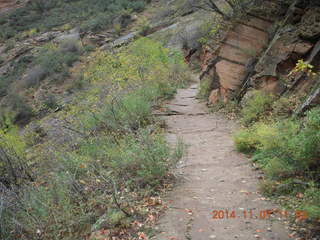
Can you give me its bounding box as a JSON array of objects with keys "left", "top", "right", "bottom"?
[
  {"left": 241, "top": 90, "right": 275, "bottom": 125},
  {"left": 0, "top": 26, "right": 17, "bottom": 41},
  {"left": 68, "top": 75, "right": 86, "bottom": 91},
  {"left": 0, "top": 126, "right": 33, "bottom": 189},
  {"left": 19, "top": 65, "right": 47, "bottom": 89},
  {"left": 5, "top": 94, "right": 34, "bottom": 124},
  {"left": 11, "top": 176, "right": 86, "bottom": 239},
  {"left": 199, "top": 16, "right": 222, "bottom": 46},
  {"left": 262, "top": 157, "right": 296, "bottom": 179},
  {"left": 35, "top": 46, "right": 79, "bottom": 75},
  {"left": 271, "top": 96, "right": 296, "bottom": 118},
  {"left": 83, "top": 44, "right": 96, "bottom": 53},
  {"left": 60, "top": 39, "right": 82, "bottom": 53},
  {"left": 0, "top": 55, "right": 33, "bottom": 97},
  {"left": 235, "top": 106, "right": 320, "bottom": 228},
  {"left": 128, "top": 1, "right": 146, "bottom": 12},
  {"left": 305, "top": 107, "right": 320, "bottom": 130},
  {"left": 235, "top": 85, "right": 320, "bottom": 231},
  {"left": 301, "top": 186, "right": 320, "bottom": 220},
  {"left": 43, "top": 94, "right": 59, "bottom": 110},
  {"left": 235, "top": 107, "right": 320, "bottom": 177},
  {"left": 139, "top": 23, "right": 152, "bottom": 36},
  {"left": 197, "top": 77, "right": 212, "bottom": 99},
  {"left": 30, "top": 0, "right": 59, "bottom": 13},
  {"left": 233, "top": 127, "right": 258, "bottom": 153},
  {"left": 80, "top": 12, "right": 113, "bottom": 33},
  {"left": 1, "top": 38, "right": 188, "bottom": 240},
  {"left": 260, "top": 178, "right": 310, "bottom": 197},
  {"left": 108, "top": 129, "right": 171, "bottom": 186}
]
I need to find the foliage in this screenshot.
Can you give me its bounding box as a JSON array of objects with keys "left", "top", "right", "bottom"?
[
  {"left": 1, "top": 94, "right": 34, "bottom": 125},
  {"left": 240, "top": 90, "right": 275, "bottom": 125},
  {"left": 1, "top": 38, "right": 190, "bottom": 240},
  {"left": 289, "top": 59, "right": 318, "bottom": 78},
  {"left": 30, "top": 0, "right": 59, "bottom": 13},
  {"left": 197, "top": 78, "right": 212, "bottom": 99},
  {"left": 0, "top": 43, "right": 78, "bottom": 126},
  {"left": 234, "top": 107, "right": 320, "bottom": 222},
  {"left": 271, "top": 96, "right": 297, "bottom": 118},
  {"left": 35, "top": 44, "right": 80, "bottom": 75},
  {"left": 198, "top": 15, "right": 222, "bottom": 46},
  {"left": 0, "top": 55, "right": 33, "bottom": 97},
  {"left": 43, "top": 95, "right": 59, "bottom": 110},
  {"left": 0, "top": 127, "right": 32, "bottom": 187},
  {"left": 0, "top": 0, "right": 147, "bottom": 41},
  {"left": 137, "top": 17, "right": 151, "bottom": 36},
  {"left": 79, "top": 12, "right": 113, "bottom": 33}
]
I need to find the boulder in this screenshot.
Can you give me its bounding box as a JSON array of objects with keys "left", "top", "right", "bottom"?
[
  {"left": 112, "top": 31, "right": 138, "bottom": 48},
  {"left": 149, "top": 10, "right": 212, "bottom": 50},
  {"left": 55, "top": 28, "right": 80, "bottom": 43},
  {"left": 34, "top": 31, "right": 61, "bottom": 42}
]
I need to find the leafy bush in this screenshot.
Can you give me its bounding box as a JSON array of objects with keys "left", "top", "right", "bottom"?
[
  {"left": 0, "top": 55, "right": 33, "bottom": 97},
  {"left": 271, "top": 96, "right": 297, "bottom": 118},
  {"left": 43, "top": 94, "right": 59, "bottom": 110},
  {"left": 3, "top": 94, "right": 34, "bottom": 124},
  {"left": 2, "top": 38, "right": 189, "bottom": 240},
  {"left": 83, "top": 44, "right": 96, "bottom": 53},
  {"left": 76, "top": 129, "right": 171, "bottom": 186},
  {"left": 0, "top": 26, "right": 17, "bottom": 41},
  {"left": 301, "top": 186, "right": 320, "bottom": 220},
  {"left": 80, "top": 12, "right": 113, "bottom": 33},
  {"left": 199, "top": 15, "right": 222, "bottom": 46},
  {"left": 234, "top": 111, "right": 320, "bottom": 178},
  {"left": 19, "top": 65, "right": 47, "bottom": 89},
  {"left": 35, "top": 45, "right": 79, "bottom": 75},
  {"left": 234, "top": 107, "right": 320, "bottom": 224},
  {"left": 198, "top": 77, "right": 212, "bottom": 99},
  {"left": 30, "top": 0, "right": 59, "bottom": 13},
  {"left": 0, "top": 127, "right": 32, "bottom": 187},
  {"left": 241, "top": 90, "right": 275, "bottom": 125},
  {"left": 234, "top": 127, "right": 258, "bottom": 153},
  {"left": 60, "top": 39, "right": 81, "bottom": 53},
  {"left": 128, "top": 1, "right": 146, "bottom": 12}
]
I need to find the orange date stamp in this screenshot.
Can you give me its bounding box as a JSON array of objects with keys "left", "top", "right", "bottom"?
[{"left": 212, "top": 209, "right": 308, "bottom": 221}]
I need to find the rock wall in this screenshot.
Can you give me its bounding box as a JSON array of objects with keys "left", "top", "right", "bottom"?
[
  {"left": 201, "top": 15, "right": 273, "bottom": 104},
  {"left": 200, "top": 0, "right": 320, "bottom": 112}
]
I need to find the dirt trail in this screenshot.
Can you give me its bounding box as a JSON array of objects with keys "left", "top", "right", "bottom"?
[{"left": 154, "top": 81, "right": 290, "bottom": 240}]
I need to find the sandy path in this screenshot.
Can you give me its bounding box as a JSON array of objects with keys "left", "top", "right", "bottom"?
[{"left": 154, "top": 82, "right": 290, "bottom": 240}]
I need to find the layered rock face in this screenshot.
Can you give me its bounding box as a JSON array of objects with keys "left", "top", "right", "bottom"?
[
  {"left": 201, "top": 15, "right": 272, "bottom": 104},
  {"left": 200, "top": 0, "right": 320, "bottom": 111}
]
